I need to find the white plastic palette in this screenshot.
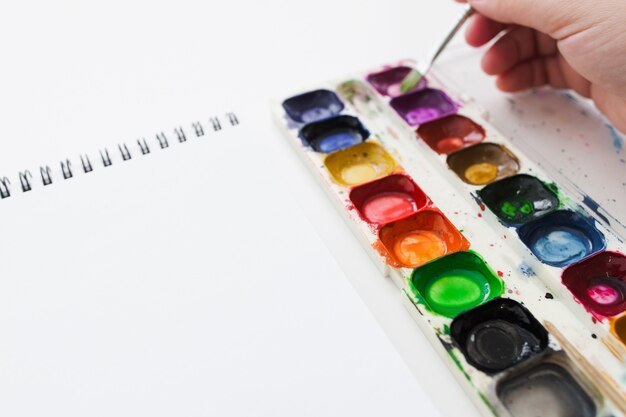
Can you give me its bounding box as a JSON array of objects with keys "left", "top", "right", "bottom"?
[{"left": 273, "top": 61, "right": 626, "bottom": 417}]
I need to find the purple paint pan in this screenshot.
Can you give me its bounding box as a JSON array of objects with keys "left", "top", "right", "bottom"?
[
  {"left": 390, "top": 88, "right": 459, "bottom": 126},
  {"left": 366, "top": 66, "right": 428, "bottom": 97}
]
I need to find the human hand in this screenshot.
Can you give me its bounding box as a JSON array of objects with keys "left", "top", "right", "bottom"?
[{"left": 457, "top": 0, "right": 626, "bottom": 133}]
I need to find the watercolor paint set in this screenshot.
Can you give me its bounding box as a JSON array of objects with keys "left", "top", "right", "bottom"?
[{"left": 273, "top": 61, "right": 626, "bottom": 417}]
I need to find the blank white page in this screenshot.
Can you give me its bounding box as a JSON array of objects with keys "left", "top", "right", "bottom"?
[{"left": 0, "top": 115, "right": 442, "bottom": 417}]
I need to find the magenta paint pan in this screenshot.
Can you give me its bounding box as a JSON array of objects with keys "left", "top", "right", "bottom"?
[
  {"left": 366, "top": 66, "right": 427, "bottom": 97},
  {"left": 390, "top": 88, "right": 459, "bottom": 126},
  {"left": 282, "top": 89, "right": 345, "bottom": 123},
  {"left": 349, "top": 174, "right": 430, "bottom": 226},
  {"left": 562, "top": 251, "right": 626, "bottom": 319}
]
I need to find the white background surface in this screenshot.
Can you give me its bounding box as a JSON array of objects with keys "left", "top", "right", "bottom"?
[
  {"left": 0, "top": 1, "right": 624, "bottom": 416},
  {"left": 0, "top": 1, "right": 474, "bottom": 416}
]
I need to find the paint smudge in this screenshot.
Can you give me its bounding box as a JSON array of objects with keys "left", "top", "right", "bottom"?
[{"left": 605, "top": 123, "right": 624, "bottom": 154}]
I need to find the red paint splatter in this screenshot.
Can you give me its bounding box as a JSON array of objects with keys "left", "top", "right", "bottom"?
[
  {"left": 479, "top": 203, "right": 486, "bottom": 211},
  {"left": 477, "top": 213, "right": 483, "bottom": 218},
  {"left": 497, "top": 271, "right": 504, "bottom": 278}
]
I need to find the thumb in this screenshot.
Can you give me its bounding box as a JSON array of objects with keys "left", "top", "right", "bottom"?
[{"left": 467, "top": 0, "right": 589, "bottom": 39}]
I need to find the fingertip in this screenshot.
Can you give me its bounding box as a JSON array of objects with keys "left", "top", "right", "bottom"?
[
  {"left": 495, "top": 76, "right": 521, "bottom": 92},
  {"left": 465, "top": 14, "right": 506, "bottom": 47},
  {"left": 481, "top": 49, "right": 500, "bottom": 76},
  {"left": 496, "top": 60, "right": 547, "bottom": 92}
]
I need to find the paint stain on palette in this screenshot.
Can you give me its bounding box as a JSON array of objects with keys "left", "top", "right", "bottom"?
[{"left": 278, "top": 62, "right": 626, "bottom": 417}]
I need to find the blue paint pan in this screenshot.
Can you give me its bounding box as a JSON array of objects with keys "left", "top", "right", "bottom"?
[
  {"left": 298, "top": 115, "right": 370, "bottom": 154},
  {"left": 518, "top": 210, "right": 606, "bottom": 268}
]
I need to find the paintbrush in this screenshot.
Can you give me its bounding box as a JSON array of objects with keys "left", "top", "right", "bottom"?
[{"left": 400, "top": 4, "right": 475, "bottom": 94}]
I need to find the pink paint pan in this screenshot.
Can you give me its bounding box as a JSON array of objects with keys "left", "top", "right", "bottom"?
[{"left": 349, "top": 174, "right": 430, "bottom": 226}]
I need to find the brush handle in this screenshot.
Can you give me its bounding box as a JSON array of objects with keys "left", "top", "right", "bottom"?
[{"left": 417, "top": 5, "right": 474, "bottom": 76}]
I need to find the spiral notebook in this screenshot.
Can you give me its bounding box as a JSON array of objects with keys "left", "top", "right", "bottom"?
[
  {"left": 0, "top": 107, "right": 442, "bottom": 417},
  {"left": 0, "top": 113, "right": 240, "bottom": 198}
]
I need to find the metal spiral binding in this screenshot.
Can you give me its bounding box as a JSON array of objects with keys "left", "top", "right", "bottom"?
[{"left": 0, "top": 112, "right": 239, "bottom": 200}]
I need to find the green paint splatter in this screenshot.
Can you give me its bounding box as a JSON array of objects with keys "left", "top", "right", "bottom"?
[
  {"left": 448, "top": 350, "right": 471, "bottom": 381},
  {"left": 500, "top": 201, "right": 517, "bottom": 217},
  {"left": 500, "top": 199, "right": 533, "bottom": 218},
  {"left": 519, "top": 201, "right": 533, "bottom": 214},
  {"left": 479, "top": 392, "right": 497, "bottom": 416}
]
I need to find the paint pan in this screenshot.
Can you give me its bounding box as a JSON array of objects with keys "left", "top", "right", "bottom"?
[
  {"left": 562, "top": 251, "right": 626, "bottom": 319},
  {"left": 447, "top": 143, "right": 520, "bottom": 185},
  {"left": 450, "top": 299, "right": 548, "bottom": 374},
  {"left": 496, "top": 361, "right": 597, "bottom": 417},
  {"left": 417, "top": 115, "right": 486, "bottom": 154},
  {"left": 612, "top": 314, "right": 626, "bottom": 346},
  {"left": 336, "top": 80, "right": 385, "bottom": 118},
  {"left": 379, "top": 209, "right": 470, "bottom": 268},
  {"left": 518, "top": 210, "right": 606, "bottom": 268},
  {"left": 390, "top": 88, "right": 459, "bottom": 126},
  {"left": 324, "top": 142, "right": 398, "bottom": 187},
  {"left": 299, "top": 115, "right": 370, "bottom": 153},
  {"left": 479, "top": 174, "right": 559, "bottom": 226},
  {"left": 282, "top": 89, "right": 345, "bottom": 123},
  {"left": 409, "top": 251, "right": 504, "bottom": 318},
  {"left": 366, "top": 66, "right": 427, "bottom": 97},
  {"left": 349, "top": 174, "right": 429, "bottom": 226}
]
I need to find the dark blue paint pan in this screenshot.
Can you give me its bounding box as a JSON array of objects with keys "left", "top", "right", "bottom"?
[{"left": 282, "top": 89, "right": 344, "bottom": 124}]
